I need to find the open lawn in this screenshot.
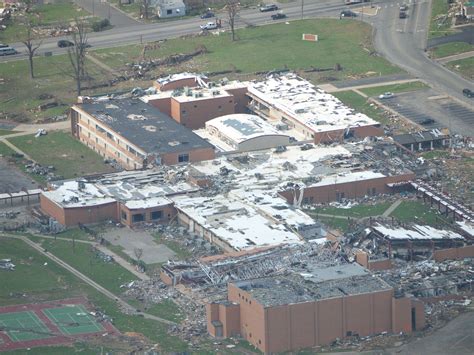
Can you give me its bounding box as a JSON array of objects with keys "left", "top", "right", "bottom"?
[
  {"left": 0, "top": 54, "right": 111, "bottom": 122},
  {"left": 94, "top": 19, "right": 400, "bottom": 76},
  {"left": 128, "top": 299, "right": 184, "bottom": 323},
  {"left": 30, "top": 237, "right": 136, "bottom": 294},
  {"left": 317, "top": 216, "right": 352, "bottom": 233},
  {"left": 360, "top": 81, "right": 428, "bottom": 97},
  {"left": 420, "top": 150, "right": 450, "bottom": 160},
  {"left": 332, "top": 91, "right": 389, "bottom": 125},
  {"left": 0, "top": 129, "right": 13, "bottom": 136},
  {"left": 390, "top": 200, "right": 443, "bottom": 226},
  {"left": 0, "top": 236, "right": 189, "bottom": 352},
  {"left": 446, "top": 57, "right": 474, "bottom": 81},
  {"left": 0, "top": 141, "right": 16, "bottom": 157},
  {"left": 430, "top": 42, "right": 474, "bottom": 59},
  {"left": 428, "top": 0, "right": 458, "bottom": 38},
  {"left": 308, "top": 202, "right": 392, "bottom": 218},
  {"left": 7, "top": 131, "right": 115, "bottom": 179}
]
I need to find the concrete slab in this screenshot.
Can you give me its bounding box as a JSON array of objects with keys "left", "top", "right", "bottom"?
[
  {"left": 0, "top": 159, "right": 39, "bottom": 194},
  {"left": 102, "top": 227, "right": 175, "bottom": 264}
]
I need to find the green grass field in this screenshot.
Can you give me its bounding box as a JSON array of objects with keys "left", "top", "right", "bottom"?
[
  {"left": 7, "top": 131, "right": 115, "bottom": 179},
  {"left": 0, "top": 237, "right": 189, "bottom": 352},
  {"left": 317, "top": 216, "right": 351, "bottom": 233},
  {"left": 446, "top": 57, "right": 474, "bottom": 81},
  {"left": 30, "top": 237, "right": 136, "bottom": 294},
  {"left": 332, "top": 91, "right": 389, "bottom": 125},
  {"left": 0, "top": 141, "right": 16, "bottom": 157},
  {"left": 430, "top": 42, "right": 474, "bottom": 59},
  {"left": 360, "top": 81, "right": 428, "bottom": 97},
  {"left": 390, "top": 200, "right": 442, "bottom": 225},
  {"left": 308, "top": 202, "right": 392, "bottom": 218},
  {"left": 94, "top": 19, "right": 400, "bottom": 76},
  {"left": 428, "top": 0, "right": 457, "bottom": 38},
  {"left": 0, "top": 129, "right": 13, "bottom": 136},
  {"left": 0, "top": 55, "right": 110, "bottom": 122}
]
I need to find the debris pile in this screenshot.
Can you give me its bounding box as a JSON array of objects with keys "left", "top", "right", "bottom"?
[
  {"left": 0, "top": 259, "right": 15, "bottom": 271},
  {"left": 24, "top": 162, "right": 62, "bottom": 181}
]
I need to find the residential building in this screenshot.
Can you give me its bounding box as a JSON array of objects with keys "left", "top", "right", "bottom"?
[
  {"left": 153, "top": 0, "right": 185, "bottom": 18},
  {"left": 70, "top": 98, "right": 215, "bottom": 169}
]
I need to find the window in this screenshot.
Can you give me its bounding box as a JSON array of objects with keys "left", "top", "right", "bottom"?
[
  {"left": 151, "top": 211, "right": 163, "bottom": 220},
  {"left": 194, "top": 104, "right": 197, "bottom": 108},
  {"left": 95, "top": 137, "right": 98, "bottom": 143},
  {"left": 167, "top": 9, "right": 172, "bottom": 14},
  {"left": 121, "top": 211, "right": 127, "bottom": 220},
  {"left": 106, "top": 132, "right": 113, "bottom": 140},
  {"left": 259, "top": 340, "right": 262, "bottom": 345},
  {"left": 132, "top": 213, "right": 145, "bottom": 223},
  {"left": 178, "top": 153, "right": 189, "bottom": 163}
]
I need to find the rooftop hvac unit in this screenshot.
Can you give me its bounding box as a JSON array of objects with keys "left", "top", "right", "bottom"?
[{"left": 212, "top": 90, "right": 220, "bottom": 96}]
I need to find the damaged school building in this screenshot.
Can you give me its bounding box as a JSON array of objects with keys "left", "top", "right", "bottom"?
[{"left": 38, "top": 71, "right": 474, "bottom": 353}]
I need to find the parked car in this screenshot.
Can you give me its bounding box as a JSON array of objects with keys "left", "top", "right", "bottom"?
[
  {"left": 57, "top": 40, "right": 74, "bottom": 48},
  {"left": 200, "top": 11, "right": 214, "bottom": 19},
  {"left": 0, "top": 43, "right": 10, "bottom": 48},
  {"left": 399, "top": 4, "right": 408, "bottom": 11},
  {"left": 260, "top": 4, "right": 278, "bottom": 12},
  {"left": 340, "top": 10, "right": 357, "bottom": 18},
  {"left": 399, "top": 10, "right": 407, "bottom": 19},
  {"left": 200, "top": 22, "right": 219, "bottom": 30},
  {"left": 0, "top": 47, "right": 17, "bottom": 56},
  {"left": 462, "top": 88, "right": 474, "bottom": 98},
  {"left": 379, "top": 92, "right": 395, "bottom": 99},
  {"left": 271, "top": 13, "right": 287, "bottom": 20},
  {"left": 420, "top": 118, "right": 435, "bottom": 125}
]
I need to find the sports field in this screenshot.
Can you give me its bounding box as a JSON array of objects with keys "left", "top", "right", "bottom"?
[{"left": 0, "top": 298, "right": 116, "bottom": 351}]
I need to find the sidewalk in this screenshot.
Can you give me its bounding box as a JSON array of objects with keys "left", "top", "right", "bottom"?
[{"left": 437, "top": 50, "right": 474, "bottom": 64}]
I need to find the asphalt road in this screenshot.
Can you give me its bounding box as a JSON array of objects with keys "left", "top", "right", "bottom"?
[
  {"left": 370, "top": 0, "right": 474, "bottom": 115},
  {"left": 1, "top": 0, "right": 389, "bottom": 60}
]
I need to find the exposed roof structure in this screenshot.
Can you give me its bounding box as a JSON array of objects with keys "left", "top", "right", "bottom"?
[
  {"left": 154, "top": 72, "right": 207, "bottom": 88},
  {"left": 205, "top": 114, "right": 289, "bottom": 145},
  {"left": 370, "top": 223, "right": 464, "bottom": 241},
  {"left": 247, "top": 73, "right": 379, "bottom": 133},
  {"left": 77, "top": 99, "right": 213, "bottom": 155},
  {"left": 234, "top": 263, "right": 391, "bottom": 307},
  {"left": 44, "top": 169, "right": 197, "bottom": 209},
  {"left": 171, "top": 193, "right": 305, "bottom": 250},
  {"left": 393, "top": 129, "right": 449, "bottom": 146}
]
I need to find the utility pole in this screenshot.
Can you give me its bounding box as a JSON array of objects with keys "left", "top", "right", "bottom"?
[{"left": 301, "top": 0, "right": 304, "bottom": 19}]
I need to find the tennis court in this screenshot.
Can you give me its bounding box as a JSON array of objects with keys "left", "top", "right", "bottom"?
[
  {"left": 0, "top": 311, "right": 51, "bottom": 342},
  {"left": 43, "top": 305, "right": 104, "bottom": 336}
]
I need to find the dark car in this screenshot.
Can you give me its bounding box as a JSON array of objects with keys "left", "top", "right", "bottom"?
[
  {"left": 420, "top": 118, "right": 435, "bottom": 125},
  {"left": 0, "top": 43, "right": 10, "bottom": 48},
  {"left": 463, "top": 88, "right": 474, "bottom": 98},
  {"left": 57, "top": 40, "right": 74, "bottom": 48},
  {"left": 271, "top": 13, "right": 287, "bottom": 20},
  {"left": 260, "top": 4, "right": 278, "bottom": 12},
  {"left": 200, "top": 11, "right": 214, "bottom": 19},
  {"left": 399, "top": 11, "right": 407, "bottom": 19},
  {"left": 340, "top": 10, "right": 357, "bottom": 18}
]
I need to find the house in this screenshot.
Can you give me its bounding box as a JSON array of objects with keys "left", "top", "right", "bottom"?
[
  {"left": 70, "top": 97, "right": 215, "bottom": 169},
  {"left": 462, "top": 1, "right": 474, "bottom": 19},
  {"left": 153, "top": 0, "right": 185, "bottom": 18}
]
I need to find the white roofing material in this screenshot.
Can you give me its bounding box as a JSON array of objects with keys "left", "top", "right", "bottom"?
[
  {"left": 124, "top": 196, "right": 172, "bottom": 209},
  {"left": 155, "top": 72, "right": 207, "bottom": 86},
  {"left": 42, "top": 181, "right": 116, "bottom": 208},
  {"left": 205, "top": 114, "right": 289, "bottom": 144},
  {"left": 172, "top": 194, "right": 303, "bottom": 251},
  {"left": 456, "top": 220, "right": 474, "bottom": 237},
  {"left": 308, "top": 171, "right": 386, "bottom": 188},
  {"left": 373, "top": 223, "right": 464, "bottom": 241},
  {"left": 248, "top": 73, "right": 379, "bottom": 133}
]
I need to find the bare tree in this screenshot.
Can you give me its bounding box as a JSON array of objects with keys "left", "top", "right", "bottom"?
[
  {"left": 21, "top": 20, "right": 42, "bottom": 79},
  {"left": 66, "top": 19, "right": 89, "bottom": 96},
  {"left": 141, "top": 0, "right": 150, "bottom": 20},
  {"left": 133, "top": 248, "right": 143, "bottom": 261},
  {"left": 226, "top": 0, "right": 239, "bottom": 42}
]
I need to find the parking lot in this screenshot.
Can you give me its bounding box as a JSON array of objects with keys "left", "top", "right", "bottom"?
[
  {"left": 0, "top": 159, "right": 38, "bottom": 194},
  {"left": 377, "top": 89, "right": 474, "bottom": 136}
]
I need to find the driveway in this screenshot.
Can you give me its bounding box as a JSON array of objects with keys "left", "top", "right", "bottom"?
[{"left": 102, "top": 227, "right": 175, "bottom": 264}]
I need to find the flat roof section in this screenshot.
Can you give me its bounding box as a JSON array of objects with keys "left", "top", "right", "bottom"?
[
  {"left": 371, "top": 223, "right": 464, "bottom": 241},
  {"left": 248, "top": 73, "right": 379, "bottom": 133},
  {"left": 77, "top": 99, "right": 214, "bottom": 155},
  {"left": 205, "top": 114, "right": 289, "bottom": 144},
  {"left": 234, "top": 263, "right": 392, "bottom": 307}
]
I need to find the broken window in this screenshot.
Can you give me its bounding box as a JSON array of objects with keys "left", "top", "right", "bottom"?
[
  {"left": 151, "top": 211, "right": 163, "bottom": 220},
  {"left": 132, "top": 213, "right": 145, "bottom": 223},
  {"left": 178, "top": 153, "right": 189, "bottom": 163}
]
